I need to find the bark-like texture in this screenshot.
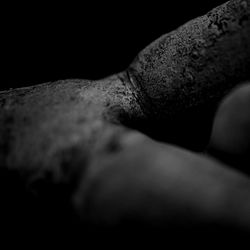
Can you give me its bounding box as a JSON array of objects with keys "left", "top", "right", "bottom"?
[
  {"left": 0, "top": 0, "right": 250, "bottom": 232},
  {"left": 0, "top": 74, "right": 143, "bottom": 229},
  {"left": 127, "top": 0, "right": 250, "bottom": 148},
  {"left": 128, "top": 0, "right": 250, "bottom": 119},
  {"left": 0, "top": 74, "right": 143, "bottom": 171}
]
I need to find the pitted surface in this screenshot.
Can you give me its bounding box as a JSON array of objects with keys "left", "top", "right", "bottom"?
[{"left": 128, "top": 0, "right": 250, "bottom": 119}]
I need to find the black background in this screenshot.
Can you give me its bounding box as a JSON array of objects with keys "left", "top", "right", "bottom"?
[{"left": 1, "top": 0, "right": 226, "bottom": 90}]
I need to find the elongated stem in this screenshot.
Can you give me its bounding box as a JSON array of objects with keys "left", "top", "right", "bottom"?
[{"left": 128, "top": 0, "right": 250, "bottom": 119}]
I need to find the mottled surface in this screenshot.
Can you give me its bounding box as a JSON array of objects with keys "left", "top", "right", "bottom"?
[
  {"left": 0, "top": 0, "right": 250, "bottom": 233},
  {"left": 0, "top": 74, "right": 145, "bottom": 229},
  {"left": 128, "top": 0, "right": 250, "bottom": 119},
  {"left": 0, "top": 74, "right": 145, "bottom": 214}
]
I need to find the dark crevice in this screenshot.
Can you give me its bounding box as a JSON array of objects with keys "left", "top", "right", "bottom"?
[{"left": 125, "top": 67, "right": 157, "bottom": 119}]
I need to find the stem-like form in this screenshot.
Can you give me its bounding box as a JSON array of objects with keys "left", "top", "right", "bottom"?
[
  {"left": 0, "top": 0, "right": 250, "bottom": 231},
  {"left": 128, "top": 0, "right": 250, "bottom": 119}
]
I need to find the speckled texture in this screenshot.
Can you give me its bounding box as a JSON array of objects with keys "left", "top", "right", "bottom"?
[
  {"left": 128, "top": 0, "right": 250, "bottom": 119},
  {"left": 0, "top": 75, "right": 143, "bottom": 185},
  {"left": 0, "top": 74, "right": 145, "bottom": 228},
  {"left": 0, "top": 0, "right": 250, "bottom": 230},
  {"left": 2, "top": 0, "right": 250, "bottom": 174}
]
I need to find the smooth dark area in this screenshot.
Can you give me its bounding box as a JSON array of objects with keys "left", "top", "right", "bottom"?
[{"left": 2, "top": 0, "right": 225, "bottom": 90}]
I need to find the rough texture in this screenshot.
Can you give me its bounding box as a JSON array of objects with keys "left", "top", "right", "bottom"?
[
  {"left": 0, "top": 74, "right": 144, "bottom": 228},
  {"left": 0, "top": 0, "right": 250, "bottom": 231},
  {"left": 128, "top": 0, "right": 250, "bottom": 119},
  {"left": 0, "top": 74, "right": 143, "bottom": 170}
]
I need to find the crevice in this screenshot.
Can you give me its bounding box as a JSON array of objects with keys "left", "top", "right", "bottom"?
[{"left": 125, "top": 67, "right": 157, "bottom": 119}]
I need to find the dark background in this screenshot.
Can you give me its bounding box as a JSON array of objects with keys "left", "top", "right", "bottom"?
[{"left": 1, "top": 0, "right": 226, "bottom": 90}]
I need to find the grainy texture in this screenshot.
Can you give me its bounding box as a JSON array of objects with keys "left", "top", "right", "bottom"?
[
  {"left": 0, "top": 0, "right": 250, "bottom": 231},
  {"left": 128, "top": 0, "right": 250, "bottom": 119},
  {"left": 0, "top": 74, "right": 144, "bottom": 229},
  {"left": 0, "top": 74, "right": 143, "bottom": 171}
]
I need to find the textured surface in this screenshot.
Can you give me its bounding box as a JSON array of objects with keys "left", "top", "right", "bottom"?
[
  {"left": 0, "top": 74, "right": 144, "bottom": 229},
  {"left": 0, "top": 74, "right": 143, "bottom": 171},
  {"left": 0, "top": 0, "right": 250, "bottom": 232},
  {"left": 128, "top": 0, "right": 250, "bottom": 119}
]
